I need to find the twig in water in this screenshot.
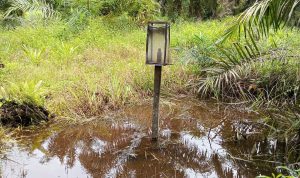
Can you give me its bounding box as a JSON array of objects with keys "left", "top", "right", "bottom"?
[
  {"left": 151, "top": 153, "right": 159, "bottom": 161},
  {"left": 1, "top": 155, "right": 22, "bottom": 165}
]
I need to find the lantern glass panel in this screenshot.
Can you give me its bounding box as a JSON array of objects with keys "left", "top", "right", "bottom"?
[{"left": 146, "top": 22, "right": 171, "bottom": 66}]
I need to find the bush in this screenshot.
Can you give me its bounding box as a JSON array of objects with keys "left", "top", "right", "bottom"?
[
  {"left": 99, "top": 0, "right": 160, "bottom": 24},
  {"left": 0, "top": 80, "right": 47, "bottom": 107},
  {"left": 195, "top": 26, "right": 300, "bottom": 103},
  {"left": 159, "top": 0, "right": 256, "bottom": 21}
]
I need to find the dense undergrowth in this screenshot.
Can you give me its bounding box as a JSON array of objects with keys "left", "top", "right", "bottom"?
[
  {"left": 0, "top": 14, "right": 299, "bottom": 117},
  {"left": 198, "top": 29, "right": 300, "bottom": 104},
  {"left": 0, "top": 16, "right": 229, "bottom": 121}
]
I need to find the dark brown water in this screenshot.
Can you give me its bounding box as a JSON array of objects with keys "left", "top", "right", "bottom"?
[{"left": 0, "top": 98, "right": 286, "bottom": 178}]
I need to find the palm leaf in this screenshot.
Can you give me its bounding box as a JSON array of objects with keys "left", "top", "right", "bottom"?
[
  {"left": 4, "top": 0, "right": 56, "bottom": 19},
  {"left": 218, "top": 0, "right": 300, "bottom": 44}
]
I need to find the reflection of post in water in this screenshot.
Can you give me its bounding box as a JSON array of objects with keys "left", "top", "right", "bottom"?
[{"left": 152, "top": 48, "right": 162, "bottom": 140}]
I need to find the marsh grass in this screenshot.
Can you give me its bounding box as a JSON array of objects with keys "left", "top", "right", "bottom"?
[
  {"left": 1, "top": 16, "right": 298, "bottom": 121},
  {"left": 264, "top": 106, "right": 300, "bottom": 148},
  {"left": 1, "top": 14, "right": 299, "bottom": 130},
  {"left": 0, "top": 16, "right": 205, "bottom": 120}
]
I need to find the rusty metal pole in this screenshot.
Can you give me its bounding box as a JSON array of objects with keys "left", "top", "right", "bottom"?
[{"left": 152, "top": 65, "right": 162, "bottom": 141}]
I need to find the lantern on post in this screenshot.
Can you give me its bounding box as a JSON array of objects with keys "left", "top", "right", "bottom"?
[
  {"left": 146, "top": 21, "right": 171, "bottom": 141},
  {"left": 146, "top": 22, "right": 171, "bottom": 66}
]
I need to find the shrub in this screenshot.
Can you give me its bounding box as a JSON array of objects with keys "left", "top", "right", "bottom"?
[
  {"left": 0, "top": 81, "right": 50, "bottom": 127},
  {"left": 0, "top": 80, "right": 47, "bottom": 107},
  {"left": 99, "top": 0, "right": 160, "bottom": 24}
]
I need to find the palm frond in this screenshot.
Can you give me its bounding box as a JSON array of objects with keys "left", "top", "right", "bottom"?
[
  {"left": 4, "top": 0, "right": 56, "bottom": 19},
  {"left": 198, "top": 42, "right": 260, "bottom": 99},
  {"left": 205, "top": 0, "right": 300, "bottom": 101},
  {"left": 217, "top": 0, "right": 300, "bottom": 44}
]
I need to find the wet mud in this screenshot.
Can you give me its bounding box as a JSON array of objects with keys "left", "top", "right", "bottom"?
[{"left": 0, "top": 100, "right": 50, "bottom": 127}]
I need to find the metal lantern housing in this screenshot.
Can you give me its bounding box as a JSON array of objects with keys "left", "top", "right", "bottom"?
[{"left": 146, "top": 22, "right": 171, "bottom": 66}]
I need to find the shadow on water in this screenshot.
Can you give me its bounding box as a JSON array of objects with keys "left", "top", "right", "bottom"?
[{"left": 0, "top": 98, "right": 292, "bottom": 178}]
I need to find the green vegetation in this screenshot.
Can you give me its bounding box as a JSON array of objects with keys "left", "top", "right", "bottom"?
[
  {"left": 0, "top": 0, "right": 300, "bottom": 174},
  {"left": 0, "top": 14, "right": 235, "bottom": 120},
  {"left": 199, "top": 0, "right": 300, "bottom": 102},
  {"left": 198, "top": 28, "right": 300, "bottom": 102},
  {"left": 257, "top": 166, "right": 300, "bottom": 178},
  {"left": 196, "top": 1, "right": 300, "bottom": 170},
  {"left": 0, "top": 0, "right": 299, "bottom": 131}
]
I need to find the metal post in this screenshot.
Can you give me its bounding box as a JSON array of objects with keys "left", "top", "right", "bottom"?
[{"left": 152, "top": 65, "right": 162, "bottom": 140}]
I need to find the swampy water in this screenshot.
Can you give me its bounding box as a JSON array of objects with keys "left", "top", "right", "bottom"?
[{"left": 0, "top": 98, "right": 285, "bottom": 178}]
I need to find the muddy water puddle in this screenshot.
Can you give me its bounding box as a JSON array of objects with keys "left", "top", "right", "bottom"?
[{"left": 0, "top": 99, "right": 283, "bottom": 178}]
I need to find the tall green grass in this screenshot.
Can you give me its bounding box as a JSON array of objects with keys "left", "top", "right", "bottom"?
[
  {"left": 1, "top": 16, "right": 223, "bottom": 120},
  {"left": 2, "top": 15, "right": 299, "bottom": 119}
]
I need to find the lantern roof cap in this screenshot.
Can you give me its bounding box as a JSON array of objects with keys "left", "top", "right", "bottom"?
[
  {"left": 148, "top": 21, "right": 170, "bottom": 27},
  {"left": 148, "top": 21, "right": 169, "bottom": 24}
]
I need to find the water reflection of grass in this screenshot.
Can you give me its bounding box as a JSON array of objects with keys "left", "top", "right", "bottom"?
[{"left": 0, "top": 127, "right": 6, "bottom": 149}]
